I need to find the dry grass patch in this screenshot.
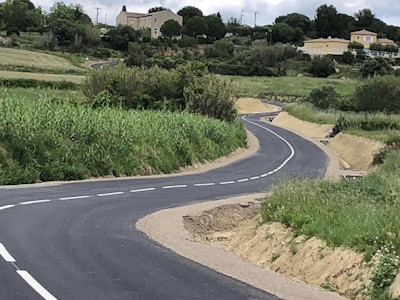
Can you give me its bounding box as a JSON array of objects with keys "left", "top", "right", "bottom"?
[
  {"left": 0, "top": 48, "right": 82, "bottom": 72},
  {"left": 0, "top": 71, "right": 85, "bottom": 83}
]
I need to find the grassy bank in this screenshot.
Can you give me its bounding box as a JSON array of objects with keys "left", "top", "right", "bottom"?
[
  {"left": 283, "top": 103, "right": 400, "bottom": 142},
  {"left": 224, "top": 75, "right": 358, "bottom": 98},
  {"left": 262, "top": 153, "right": 400, "bottom": 297},
  {"left": 0, "top": 90, "right": 246, "bottom": 185}
]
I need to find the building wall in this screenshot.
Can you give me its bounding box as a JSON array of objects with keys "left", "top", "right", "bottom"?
[
  {"left": 150, "top": 10, "right": 183, "bottom": 38},
  {"left": 116, "top": 12, "right": 127, "bottom": 25},
  {"left": 304, "top": 41, "right": 349, "bottom": 55},
  {"left": 350, "top": 34, "right": 377, "bottom": 48}
]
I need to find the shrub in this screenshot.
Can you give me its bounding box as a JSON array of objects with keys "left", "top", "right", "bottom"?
[
  {"left": 0, "top": 78, "right": 78, "bottom": 90},
  {"left": 91, "top": 48, "right": 111, "bottom": 59},
  {"left": 342, "top": 51, "right": 356, "bottom": 65},
  {"left": 309, "top": 57, "right": 335, "bottom": 78},
  {"left": 6, "top": 27, "right": 20, "bottom": 37},
  {"left": 184, "top": 75, "right": 237, "bottom": 122},
  {"left": 369, "top": 43, "right": 385, "bottom": 52},
  {"left": 361, "top": 58, "right": 392, "bottom": 78},
  {"left": 384, "top": 44, "right": 399, "bottom": 53},
  {"left": 354, "top": 75, "right": 400, "bottom": 113},
  {"left": 304, "top": 86, "right": 340, "bottom": 109},
  {"left": 82, "top": 64, "right": 238, "bottom": 122},
  {"left": 348, "top": 42, "right": 364, "bottom": 50}
]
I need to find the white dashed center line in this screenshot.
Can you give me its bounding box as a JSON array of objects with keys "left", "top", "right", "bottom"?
[
  {"left": 97, "top": 192, "right": 124, "bottom": 197},
  {"left": 162, "top": 185, "right": 187, "bottom": 189},
  {"left": 237, "top": 179, "right": 249, "bottom": 183},
  {"left": 20, "top": 200, "right": 51, "bottom": 205},
  {"left": 0, "top": 243, "right": 16, "bottom": 262},
  {"left": 0, "top": 205, "right": 15, "bottom": 211},
  {"left": 17, "top": 270, "right": 58, "bottom": 300},
  {"left": 194, "top": 183, "right": 215, "bottom": 187},
  {"left": 59, "top": 195, "right": 91, "bottom": 201},
  {"left": 219, "top": 181, "right": 235, "bottom": 185},
  {"left": 130, "top": 188, "right": 156, "bottom": 193}
]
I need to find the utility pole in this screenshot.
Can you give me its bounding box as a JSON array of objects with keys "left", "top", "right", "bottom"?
[
  {"left": 254, "top": 12, "right": 257, "bottom": 27},
  {"left": 240, "top": 9, "right": 244, "bottom": 25},
  {"left": 105, "top": 13, "right": 107, "bottom": 25},
  {"left": 94, "top": 7, "right": 101, "bottom": 25}
]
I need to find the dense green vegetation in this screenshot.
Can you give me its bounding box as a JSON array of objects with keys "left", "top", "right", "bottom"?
[
  {"left": 0, "top": 88, "right": 246, "bottom": 185},
  {"left": 83, "top": 63, "right": 237, "bottom": 122},
  {"left": 262, "top": 151, "right": 400, "bottom": 297}
]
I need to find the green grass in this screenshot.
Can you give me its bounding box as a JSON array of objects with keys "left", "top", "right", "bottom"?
[
  {"left": 0, "top": 88, "right": 247, "bottom": 185},
  {"left": 223, "top": 75, "right": 359, "bottom": 98},
  {"left": 261, "top": 150, "right": 400, "bottom": 258},
  {"left": 283, "top": 103, "right": 400, "bottom": 138}
]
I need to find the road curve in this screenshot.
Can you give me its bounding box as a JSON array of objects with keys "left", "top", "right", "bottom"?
[{"left": 0, "top": 114, "right": 328, "bottom": 300}]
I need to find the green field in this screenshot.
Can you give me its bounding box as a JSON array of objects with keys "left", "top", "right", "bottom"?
[
  {"left": 224, "top": 75, "right": 359, "bottom": 98},
  {"left": 0, "top": 88, "right": 246, "bottom": 185}
]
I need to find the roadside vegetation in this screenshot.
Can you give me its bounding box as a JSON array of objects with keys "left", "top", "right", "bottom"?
[
  {"left": 262, "top": 151, "right": 400, "bottom": 298},
  {"left": 0, "top": 88, "right": 246, "bottom": 185}
]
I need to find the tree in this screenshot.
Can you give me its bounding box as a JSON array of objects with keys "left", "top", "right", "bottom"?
[
  {"left": 1, "top": 0, "right": 43, "bottom": 32},
  {"left": 205, "top": 15, "right": 226, "bottom": 39},
  {"left": 184, "top": 16, "right": 208, "bottom": 38},
  {"left": 309, "top": 57, "right": 336, "bottom": 78},
  {"left": 47, "top": 3, "right": 93, "bottom": 47},
  {"left": 148, "top": 7, "right": 167, "bottom": 13},
  {"left": 177, "top": 6, "right": 203, "bottom": 26},
  {"left": 271, "top": 23, "right": 296, "bottom": 44},
  {"left": 315, "top": 4, "right": 339, "bottom": 38},
  {"left": 107, "top": 25, "right": 140, "bottom": 51},
  {"left": 226, "top": 17, "right": 241, "bottom": 33},
  {"left": 355, "top": 9, "right": 375, "bottom": 28},
  {"left": 275, "top": 13, "right": 311, "bottom": 33},
  {"left": 161, "top": 19, "right": 182, "bottom": 38}
]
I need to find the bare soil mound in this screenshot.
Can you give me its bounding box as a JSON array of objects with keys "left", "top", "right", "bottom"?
[
  {"left": 235, "top": 98, "right": 281, "bottom": 114},
  {"left": 184, "top": 203, "right": 382, "bottom": 299}
]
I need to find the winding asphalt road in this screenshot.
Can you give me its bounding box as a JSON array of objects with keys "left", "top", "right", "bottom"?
[{"left": 0, "top": 114, "right": 328, "bottom": 300}]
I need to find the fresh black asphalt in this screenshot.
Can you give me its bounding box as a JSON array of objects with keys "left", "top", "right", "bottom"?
[{"left": 0, "top": 114, "right": 328, "bottom": 300}]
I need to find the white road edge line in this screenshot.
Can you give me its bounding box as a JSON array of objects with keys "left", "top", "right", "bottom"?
[
  {"left": 17, "top": 270, "right": 57, "bottom": 300},
  {"left": 194, "top": 183, "right": 215, "bottom": 187},
  {"left": 97, "top": 192, "right": 124, "bottom": 197},
  {"left": 59, "top": 196, "right": 90, "bottom": 201},
  {"left": 162, "top": 185, "right": 188, "bottom": 189},
  {"left": 130, "top": 188, "right": 156, "bottom": 193},
  {"left": 220, "top": 181, "right": 235, "bottom": 185},
  {"left": 0, "top": 205, "right": 15, "bottom": 211},
  {"left": 20, "top": 200, "right": 51, "bottom": 205},
  {"left": 242, "top": 115, "right": 295, "bottom": 174},
  {"left": 0, "top": 243, "right": 16, "bottom": 262}
]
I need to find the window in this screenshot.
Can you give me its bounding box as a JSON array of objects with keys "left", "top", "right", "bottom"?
[
  {"left": 154, "top": 18, "right": 158, "bottom": 23},
  {"left": 364, "top": 36, "right": 373, "bottom": 42},
  {"left": 154, "top": 28, "right": 158, "bottom": 37}
]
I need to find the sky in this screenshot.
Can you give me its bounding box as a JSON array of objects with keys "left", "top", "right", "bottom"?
[{"left": 2, "top": 0, "right": 400, "bottom": 27}]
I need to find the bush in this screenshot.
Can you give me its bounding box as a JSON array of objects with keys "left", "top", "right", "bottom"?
[
  {"left": 82, "top": 63, "right": 238, "bottom": 122},
  {"left": 354, "top": 75, "right": 400, "bottom": 113},
  {"left": 369, "top": 43, "right": 385, "bottom": 51},
  {"left": 361, "top": 58, "right": 392, "bottom": 78},
  {"left": 309, "top": 57, "right": 335, "bottom": 78},
  {"left": 348, "top": 42, "right": 364, "bottom": 50},
  {"left": 91, "top": 48, "right": 111, "bottom": 59},
  {"left": 6, "top": 27, "right": 20, "bottom": 37},
  {"left": 384, "top": 44, "right": 399, "bottom": 53},
  {"left": 178, "top": 35, "right": 198, "bottom": 47},
  {"left": 184, "top": 75, "right": 237, "bottom": 122},
  {"left": 0, "top": 78, "right": 78, "bottom": 90},
  {"left": 342, "top": 51, "right": 356, "bottom": 65},
  {"left": 304, "top": 86, "right": 340, "bottom": 109}
]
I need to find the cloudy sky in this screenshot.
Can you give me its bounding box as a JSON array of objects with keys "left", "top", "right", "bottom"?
[{"left": 3, "top": 0, "right": 400, "bottom": 27}]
